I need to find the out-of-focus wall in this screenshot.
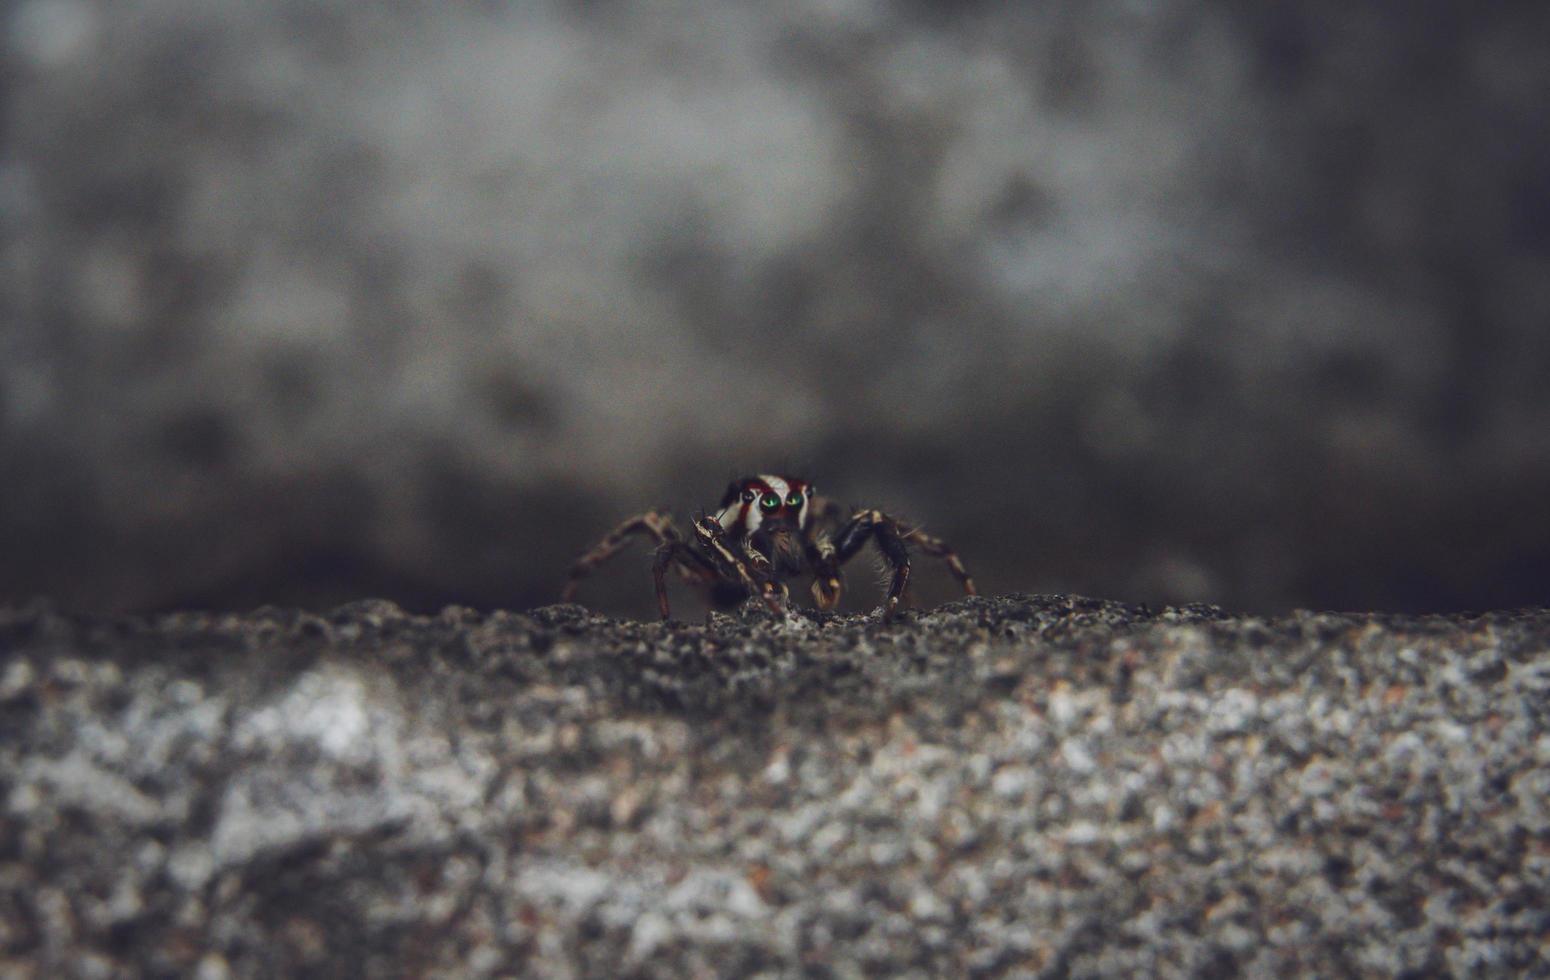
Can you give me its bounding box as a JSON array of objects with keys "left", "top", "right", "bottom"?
[{"left": 3, "top": 0, "right": 1548, "bottom": 616}]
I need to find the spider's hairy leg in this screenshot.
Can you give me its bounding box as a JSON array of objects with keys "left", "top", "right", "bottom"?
[
  {"left": 831, "top": 509, "right": 915, "bottom": 621},
  {"left": 692, "top": 516, "right": 786, "bottom": 615},
  {"left": 561, "top": 510, "right": 680, "bottom": 603},
  {"left": 903, "top": 528, "right": 977, "bottom": 596},
  {"left": 835, "top": 509, "right": 976, "bottom": 621},
  {"left": 874, "top": 519, "right": 912, "bottom": 622}
]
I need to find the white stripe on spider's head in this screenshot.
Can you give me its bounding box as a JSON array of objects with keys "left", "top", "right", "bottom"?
[
  {"left": 743, "top": 475, "right": 785, "bottom": 536},
  {"left": 716, "top": 475, "right": 814, "bottom": 540},
  {"left": 716, "top": 476, "right": 768, "bottom": 539},
  {"left": 760, "top": 475, "right": 788, "bottom": 500},
  {"left": 768, "top": 475, "right": 814, "bottom": 530}
]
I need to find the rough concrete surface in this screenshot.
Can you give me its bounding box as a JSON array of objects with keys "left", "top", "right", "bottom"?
[{"left": 2, "top": 594, "right": 1548, "bottom": 977}]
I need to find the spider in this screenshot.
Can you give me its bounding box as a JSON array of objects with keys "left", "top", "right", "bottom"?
[{"left": 561, "top": 474, "right": 976, "bottom": 622}]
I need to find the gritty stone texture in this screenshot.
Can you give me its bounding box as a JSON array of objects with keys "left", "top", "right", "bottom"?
[{"left": 2, "top": 594, "right": 1548, "bottom": 977}]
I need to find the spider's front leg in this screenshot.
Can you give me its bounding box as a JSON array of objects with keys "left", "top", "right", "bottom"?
[
  {"left": 832, "top": 509, "right": 976, "bottom": 622},
  {"left": 691, "top": 517, "right": 788, "bottom": 615},
  {"left": 835, "top": 510, "right": 911, "bottom": 621}
]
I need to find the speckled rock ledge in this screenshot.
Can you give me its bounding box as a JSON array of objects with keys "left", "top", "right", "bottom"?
[{"left": 2, "top": 596, "right": 1548, "bottom": 977}]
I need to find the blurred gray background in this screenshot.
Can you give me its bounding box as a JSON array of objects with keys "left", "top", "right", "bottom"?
[{"left": 3, "top": 0, "right": 1548, "bottom": 618}]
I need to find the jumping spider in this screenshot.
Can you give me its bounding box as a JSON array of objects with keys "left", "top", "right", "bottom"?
[{"left": 561, "top": 474, "right": 976, "bottom": 622}]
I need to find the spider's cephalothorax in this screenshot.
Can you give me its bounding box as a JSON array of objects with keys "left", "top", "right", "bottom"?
[{"left": 560, "top": 474, "right": 976, "bottom": 622}]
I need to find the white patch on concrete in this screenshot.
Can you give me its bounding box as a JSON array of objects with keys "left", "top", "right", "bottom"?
[{"left": 233, "top": 666, "right": 376, "bottom": 764}]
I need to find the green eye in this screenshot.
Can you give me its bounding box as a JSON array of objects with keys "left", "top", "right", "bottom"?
[
  {"left": 786, "top": 492, "right": 802, "bottom": 507},
  {"left": 760, "top": 493, "right": 780, "bottom": 510}
]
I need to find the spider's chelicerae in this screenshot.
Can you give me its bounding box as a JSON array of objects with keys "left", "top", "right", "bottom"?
[{"left": 561, "top": 474, "right": 976, "bottom": 621}]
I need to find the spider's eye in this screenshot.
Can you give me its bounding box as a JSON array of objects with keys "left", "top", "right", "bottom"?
[
  {"left": 786, "top": 491, "right": 802, "bottom": 507},
  {"left": 741, "top": 490, "right": 755, "bottom": 503},
  {"left": 760, "top": 492, "right": 780, "bottom": 511}
]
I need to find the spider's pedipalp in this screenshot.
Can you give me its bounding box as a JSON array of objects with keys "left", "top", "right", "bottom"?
[
  {"left": 804, "top": 533, "right": 843, "bottom": 610},
  {"left": 810, "top": 576, "right": 843, "bottom": 610},
  {"left": 693, "top": 516, "right": 786, "bottom": 614}
]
